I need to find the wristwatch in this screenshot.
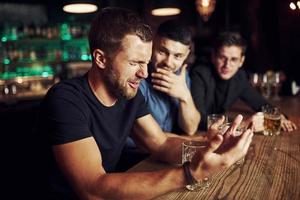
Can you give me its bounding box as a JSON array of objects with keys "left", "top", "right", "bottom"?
[{"left": 182, "top": 161, "right": 210, "bottom": 191}]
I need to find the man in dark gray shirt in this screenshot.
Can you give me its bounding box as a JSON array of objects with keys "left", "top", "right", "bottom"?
[{"left": 191, "top": 32, "right": 297, "bottom": 132}]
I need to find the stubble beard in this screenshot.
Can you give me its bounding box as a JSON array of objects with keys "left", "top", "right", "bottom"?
[{"left": 104, "top": 66, "right": 137, "bottom": 100}]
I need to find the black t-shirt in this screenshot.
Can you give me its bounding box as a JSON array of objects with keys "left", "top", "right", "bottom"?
[{"left": 37, "top": 75, "right": 149, "bottom": 199}]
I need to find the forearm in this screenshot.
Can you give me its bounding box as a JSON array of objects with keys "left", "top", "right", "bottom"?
[
  {"left": 166, "top": 132, "right": 206, "bottom": 140},
  {"left": 152, "top": 134, "right": 206, "bottom": 164},
  {"left": 178, "top": 92, "right": 201, "bottom": 135},
  {"left": 92, "top": 168, "right": 185, "bottom": 200},
  {"left": 152, "top": 136, "right": 185, "bottom": 164}
]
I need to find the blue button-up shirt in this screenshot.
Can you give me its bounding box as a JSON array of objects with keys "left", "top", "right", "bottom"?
[{"left": 140, "top": 68, "right": 191, "bottom": 132}]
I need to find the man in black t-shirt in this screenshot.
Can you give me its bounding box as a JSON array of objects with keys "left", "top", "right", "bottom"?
[{"left": 38, "top": 8, "right": 255, "bottom": 200}]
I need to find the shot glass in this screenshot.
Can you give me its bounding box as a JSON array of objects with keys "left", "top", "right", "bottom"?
[
  {"left": 182, "top": 140, "right": 206, "bottom": 164},
  {"left": 218, "top": 122, "right": 247, "bottom": 136},
  {"left": 182, "top": 141, "right": 211, "bottom": 189},
  {"left": 207, "top": 114, "right": 227, "bottom": 130},
  {"left": 262, "top": 105, "right": 281, "bottom": 136}
]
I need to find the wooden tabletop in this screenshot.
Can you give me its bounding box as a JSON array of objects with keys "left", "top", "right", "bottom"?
[{"left": 128, "top": 96, "right": 300, "bottom": 200}]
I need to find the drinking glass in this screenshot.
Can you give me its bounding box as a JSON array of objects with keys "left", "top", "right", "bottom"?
[
  {"left": 260, "top": 73, "right": 271, "bottom": 98},
  {"left": 182, "top": 141, "right": 211, "bottom": 189},
  {"left": 250, "top": 73, "right": 262, "bottom": 92},
  {"left": 270, "top": 72, "right": 281, "bottom": 100},
  {"left": 262, "top": 105, "right": 281, "bottom": 136},
  {"left": 207, "top": 114, "right": 227, "bottom": 130},
  {"left": 182, "top": 140, "right": 206, "bottom": 164},
  {"left": 217, "top": 122, "right": 246, "bottom": 136}
]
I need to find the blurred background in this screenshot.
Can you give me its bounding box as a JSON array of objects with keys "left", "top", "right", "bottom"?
[
  {"left": 0, "top": 0, "right": 299, "bottom": 198},
  {"left": 1, "top": 0, "right": 299, "bottom": 100}
]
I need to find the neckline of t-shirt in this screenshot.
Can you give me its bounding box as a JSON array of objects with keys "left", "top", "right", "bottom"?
[{"left": 84, "top": 75, "right": 119, "bottom": 108}]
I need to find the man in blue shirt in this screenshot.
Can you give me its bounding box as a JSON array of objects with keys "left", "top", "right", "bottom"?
[
  {"left": 120, "top": 20, "right": 201, "bottom": 170},
  {"left": 140, "top": 19, "right": 200, "bottom": 135}
]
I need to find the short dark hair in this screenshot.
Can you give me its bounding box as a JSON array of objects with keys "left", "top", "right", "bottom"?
[
  {"left": 213, "top": 32, "right": 247, "bottom": 56},
  {"left": 88, "top": 7, "right": 153, "bottom": 60},
  {"left": 156, "top": 19, "right": 192, "bottom": 46}
]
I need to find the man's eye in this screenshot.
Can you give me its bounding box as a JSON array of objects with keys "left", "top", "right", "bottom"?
[
  {"left": 159, "top": 50, "right": 166, "bottom": 55},
  {"left": 231, "top": 58, "right": 239, "bottom": 63},
  {"left": 218, "top": 55, "right": 226, "bottom": 61},
  {"left": 175, "top": 54, "right": 183, "bottom": 59},
  {"left": 130, "top": 62, "right": 138, "bottom": 67}
]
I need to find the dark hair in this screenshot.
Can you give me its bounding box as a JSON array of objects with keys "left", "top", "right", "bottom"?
[
  {"left": 88, "top": 7, "right": 153, "bottom": 60},
  {"left": 156, "top": 19, "right": 192, "bottom": 46},
  {"left": 213, "top": 32, "right": 247, "bottom": 55}
]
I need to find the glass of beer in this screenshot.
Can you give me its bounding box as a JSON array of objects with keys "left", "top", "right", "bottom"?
[{"left": 262, "top": 105, "right": 281, "bottom": 136}]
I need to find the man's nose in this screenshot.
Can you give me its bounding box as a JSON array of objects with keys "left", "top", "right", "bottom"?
[
  {"left": 136, "top": 64, "right": 148, "bottom": 78},
  {"left": 163, "top": 56, "right": 172, "bottom": 69},
  {"left": 223, "top": 59, "right": 230, "bottom": 68}
]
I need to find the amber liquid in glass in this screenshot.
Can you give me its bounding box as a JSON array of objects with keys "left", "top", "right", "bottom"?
[{"left": 264, "top": 115, "right": 281, "bottom": 135}]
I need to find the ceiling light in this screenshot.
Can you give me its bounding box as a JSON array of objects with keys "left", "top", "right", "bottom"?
[
  {"left": 195, "top": 0, "right": 216, "bottom": 22},
  {"left": 151, "top": 0, "right": 181, "bottom": 16},
  {"left": 63, "top": 1, "right": 98, "bottom": 14}
]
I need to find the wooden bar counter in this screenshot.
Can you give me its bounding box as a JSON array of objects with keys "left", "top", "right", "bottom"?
[{"left": 128, "top": 96, "right": 300, "bottom": 200}]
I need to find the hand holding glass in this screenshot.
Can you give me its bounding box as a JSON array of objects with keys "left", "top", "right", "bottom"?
[{"left": 218, "top": 122, "right": 246, "bottom": 165}]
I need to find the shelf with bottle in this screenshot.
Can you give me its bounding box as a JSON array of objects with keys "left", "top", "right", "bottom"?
[
  {"left": 0, "top": 23, "right": 92, "bottom": 102},
  {"left": 1, "top": 23, "right": 90, "bottom": 42},
  {"left": 1, "top": 22, "right": 91, "bottom": 64},
  {"left": 2, "top": 38, "right": 91, "bottom": 63},
  {"left": 1, "top": 64, "right": 55, "bottom": 79}
]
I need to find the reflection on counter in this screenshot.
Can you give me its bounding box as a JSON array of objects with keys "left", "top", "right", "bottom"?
[
  {"left": 0, "top": 75, "right": 59, "bottom": 103},
  {"left": 0, "top": 60, "right": 92, "bottom": 103}
]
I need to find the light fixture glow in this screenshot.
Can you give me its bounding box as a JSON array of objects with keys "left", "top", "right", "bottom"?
[
  {"left": 290, "top": 2, "right": 296, "bottom": 10},
  {"left": 151, "top": 8, "right": 181, "bottom": 16},
  {"left": 201, "top": 0, "right": 210, "bottom": 7},
  {"left": 196, "top": 0, "right": 216, "bottom": 22},
  {"left": 297, "top": 1, "right": 300, "bottom": 9},
  {"left": 63, "top": 3, "right": 98, "bottom": 14}
]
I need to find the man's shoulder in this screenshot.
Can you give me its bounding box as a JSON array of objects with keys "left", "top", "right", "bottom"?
[
  {"left": 140, "top": 78, "right": 150, "bottom": 88},
  {"left": 190, "top": 64, "right": 214, "bottom": 83},
  {"left": 233, "top": 69, "right": 248, "bottom": 81},
  {"left": 139, "top": 78, "right": 153, "bottom": 95},
  {"left": 191, "top": 64, "right": 213, "bottom": 76},
  {"left": 46, "top": 77, "right": 86, "bottom": 100},
  {"left": 236, "top": 68, "right": 247, "bottom": 76}
]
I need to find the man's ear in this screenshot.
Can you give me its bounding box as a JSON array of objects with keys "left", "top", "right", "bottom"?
[
  {"left": 184, "top": 48, "right": 191, "bottom": 60},
  {"left": 93, "top": 49, "right": 106, "bottom": 69},
  {"left": 239, "top": 55, "right": 245, "bottom": 68}
]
